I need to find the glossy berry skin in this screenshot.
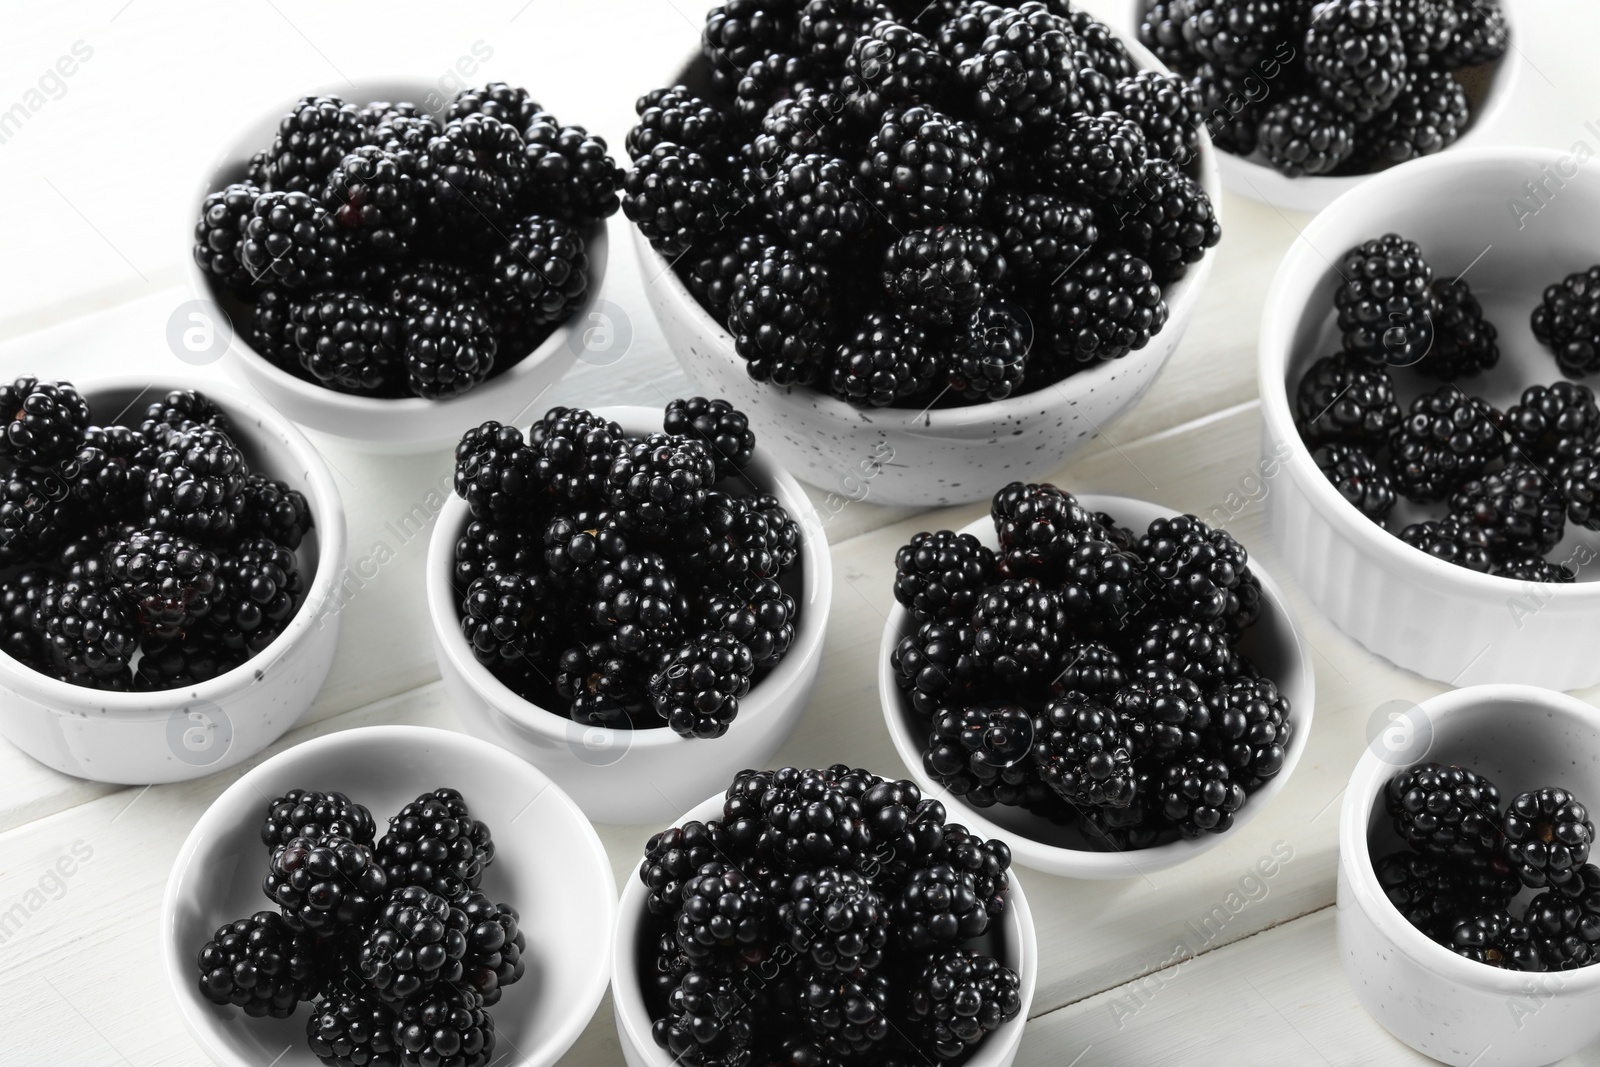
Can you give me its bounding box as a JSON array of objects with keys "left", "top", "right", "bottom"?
[
  {"left": 798, "top": 970, "right": 893, "bottom": 1058},
  {"left": 357, "top": 886, "right": 470, "bottom": 1003},
  {"left": 1534, "top": 265, "right": 1600, "bottom": 378},
  {"left": 0, "top": 378, "right": 91, "bottom": 468},
  {"left": 143, "top": 426, "right": 247, "bottom": 541},
  {"left": 287, "top": 288, "right": 405, "bottom": 395},
  {"left": 1385, "top": 762, "right": 1503, "bottom": 864},
  {"left": 987, "top": 190, "right": 1097, "bottom": 284},
  {"left": 305, "top": 985, "right": 399, "bottom": 1066},
  {"left": 729, "top": 243, "right": 836, "bottom": 386},
  {"left": 265, "top": 95, "right": 370, "bottom": 194},
  {"left": 892, "top": 617, "right": 983, "bottom": 718},
  {"left": 193, "top": 182, "right": 263, "bottom": 293},
  {"left": 456, "top": 891, "right": 526, "bottom": 1006},
  {"left": 1295, "top": 356, "right": 1403, "bottom": 448},
  {"left": 1504, "top": 382, "right": 1600, "bottom": 464},
  {"left": 627, "top": 86, "right": 729, "bottom": 160},
  {"left": 263, "top": 834, "right": 388, "bottom": 936},
  {"left": 663, "top": 397, "right": 756, "bottom": 479},
  {"left": 971, "top": 578, "right": 1068, "bottom": 687},
  {"left": 1364, "top": 67, "right": 1471, "bottom": 166},
  {"left": 862, "top": 105, "right": 990, "bottom": 227},
  {"left": 700, "top": 576, "right": 796, "bottom": 667},
  {"left": 950, "top": 302, "right": 1030, "bottom": 402},
  {"left": 1133, "top": 617, "right": 1231, "bottom": 685},
  {"left": 460, "top": 571, "right": 556, "bottom": 678},
  {"left": 679, "top": 492, "right": 798, "bottom": 583},
  {"left": 648, "top": 632, "right": 756, "bottom": 739},
  {"left": 260, "top": 788, "right": 375, "bottom": 850},
  {"left": 403, "top": 300, "right": 498, "bottom": 400},
  {"left": 1448, "top": 912, "right": 1544, "bottom": 970},
  {"left": 1305, "top": 0, "right": 1408, "bottom": 122},
  {"left": 196, "top": 911, "right": 317, "bottom": 1019},
  {"left": 1502, "top": 787, "right": 1595, "bottom": 892},
  {"left": 375, "top": 788, "right": 495, "bottom": 899},
  {"left": 992, "top": 481, "right": 1096, "bottom": 582},
  {"left": 1389, "top": 388, "right": 1505, "bottom": 502},
  {"left": 393, "top": 985, "right": 496, "bottom": 1067},
  {"left": 1204, "top": 676, "right": 1292, "bottom": 786},
  {"left": 1334, "top": 234, "right": 1438, "bottom": 368},
  {"left": 1032, "top": 695, "right": 1137, "bottom": 808},
  {"left": 907, "top": 951, "right": 1022, "bottom": 1060},
  {"left": 653, "top": 970, "right": 753, "bottom": 1067},
  {"left": 779, "top": 866, "right": 888, "bottom": 972},
  {"left": 606, "top": 434, "right": 717, "bottom": 533},
  {"left": 419, "top": 114, "right": 527, "bottom": 230},
  {"left": 1448, "top": 462, "right": 1566, "bottom": 560},
  {"left": 1399, "top": 517, "right": 1493, "bottom": 574},
  {"left": 925, "top": 702, "right": 1040, "bottom": 807},
  {"left": 1526, "top": 888, "right": 1600, "bottom": 970},
  {"left": 892, "top": 864, "right": 989, "bottom": 949},
  {"left": 883, "top": 225, "right": 1007, "bottom": 329},
  {"left": 1496, "top": 555, "right": 1576, "bottom": 584},
  {"left": 1137, "top": 514, "right": 1249, "bottom": 624},
  {"left": 955, "top": 3, "right": 1079, "bottom": 138},
  {"left": 1035, "top": 112, "right": 1150, "bottom": 202},
  {"left": 638, "top": 819, "right": 724, "bottom": 916},
  {"left": 454, "top": 421, "right": 537, "bottom": 525},
  {"left": 238, "top": 190, "right": 347, "bottom": 290},
  {"left": 320, "top": 144, "right": 419, "bottom": 257},
  {"left": 519, "top": 110, "right": 623, "bottom": 225},
  {"left": 489, "top": 214, "right": 590, "bottom": 328},
  {"left": 894, "top": 530, "right": 997, "bottom": 624},
  {"left": 623, "top": 143, "right": 734, "bottom": 257},
  {"left": 103, "top": 529, "right": 221, "bottom": 640},
  {"left": 590, "top": 552, "right": 688, "bottom": 656},
  {"left": 1314, "top": 443, "right": 1397, "bottom": 523},
  {"left": 1158, "top": 756, "right": 1245, "bottom": 836},
  {"left": 1041, "top": 248, "right": 1168, "bottom": 364},
  {"left": 1113, "top": 665, "right": 1209, "bottom": 760},
  {"left": 674, "top": 860, "right": 772, "bottom": 963}
]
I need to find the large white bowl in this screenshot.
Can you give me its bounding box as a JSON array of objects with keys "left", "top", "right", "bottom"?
[
  {"left": 184, "top": 77, "right": 609, "bottom": 454},
  {"left": 427, "top": 405, "right": 834, "bottom": 825},
  {"left": 162, "top": 724, "right": 616, "bottom": 1067},
  {"left": 633, "top": 37, "right": 1222, "bottom": 508},
  {"left": 1259, "top": 147, "right": 1600, "bottom": 689},
  {"left": 0, "top": 375, "right": 347, "bottom": 785},
  {"left": 610, "top": 792, "right": 1039, "bottom": 1067},
  {"left": 1338, "top": 685, "right": 1600, "bottom": 1067},
  {"left": 879, "top": 492, "right": 1315, "bottom": 878}
]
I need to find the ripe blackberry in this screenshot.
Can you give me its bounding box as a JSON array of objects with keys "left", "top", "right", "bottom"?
[
  {"left": 1533, "top": 265, "right": 1600, "bottom": 379},
  {"left": 970, "top": 578, "right": 1068, "bottom": 686},
  {"left": 101, "top": 528, "right": 219, "bottom": 639},
  {"left": 1399, "top": 517, "right": 1492, "bottom": 573},
  {"left": 1497, "top": 556, "right": 1575, "bottom": 584},
  {"left": 305, "top": 985, "right": 399, "bottom": 1066},
  {"left": 210, "top": 537, "right": 302, "bottom": 654},
  {"left": 923, "top": 821, "right": 1010, "bottom": 911},
  {"left": 287, "top": 288, "right": 405, "bottom": 395},
  {"left": 139, "top": 388, "right": 231, "bottom": 444},
  {"left": 1157, "top": 756, "right": 1245, "bottom": 836},
  {"left": 233, "top": 473, "right": 312, "bottom": 551},
  {"left": 700, "top": 576, "right": 797, "bottom": 667},
  {"left": 1386, "top": 762, "right": 1503, "bottom": 864},
  {"left": 681, "top": 492, "right": 798, "bottom": 583},
  {"left": 454, "top": 421, "right": 537, "bottom": 526},
  {"left": 1442, "top": 0, "right": 1510, "bottom": 70},
  {"left": 863, "top": 105, "right": 990, "bottom": 227},
  {"left": 893, "top": 864, "right": 989, "bottom": 948},
  {"left": 519, "top": 111, "right": 623, "bottom": 224},
  {"left": 238, "top": 190, "right": 347, "bottom": 290},
  {"left": 1295, "top": 355, "right": 1402, "bottom": 447},
  {"left": 418, "top": 114, "right": 527, "bottom": 228},
  {"left": 460, "top": 571, "right": 556, "bottom": 679},
  {"left": 675, "top": 860, "right": 772, "bottom": 963},
  {"left": 542, "top": 512, "right": 630, "bottom": 592},
  {"left": 1040, "top": 248, "right": 1168, "bottom": 364},
  {"left": 488, "top": 214, "right": 589, "bottom": 328},
  {"left": 264, "top": 834, "right": 387, "bottom": 935},
  {"left": 1256, "top": 92, "right": 1354, "bottom": 177},
  {"left": 393, "top": 986, "right": 495, "bottom": 1067},
  {"left": 1525, "top": 890, "right": 1600, "bottom": 970},
  {"left": 779, "top": 866, "right": 888, "bottom": 972},
  {"left": 144, "top": 427, "right": 246, "bottom": 541},
  {"left": 797, "top": 0, "right": 889, "bottom": 65},
  {"left": 1035, "top": 112, "right": 1149, "bottom": 202},
  {"left": 1390, "top": 388, "right": 1505, "bottom": 502},
  {"left": 892, "top": 617, "right": 984, "bottom": 718},
  {"left": 678, "top": 231, "right": 766, "bottom": 324},
  {"left": 925, "top": 702, "right": 1041, "bottom": 807},
  {"left": 729, "top": 243, "right": 836, "bottom": 385},
  {"left": 196, "top": 911, "right": 317, "bottom": 1018},
  {"left": 1110, "top": 160, "right": 1220, "bottom": 285},
  {"left": 1503, "top": 787, "right": 1594, "bottom": 892},
  {"left": 882, "top": 226, "right": 1007, "bottom": 330},
  {"left": 1313, "top": 442, "right": 1397, "bottom": 522},
  {"left": 589, "top": 552, "right": 688, "bottom": 656},
  {"left": 750, "top": 766, "right": 877, "bottom": 871},
  {"left": 1056, "top": 541, "right": 1154, "bottom": 635},
  {"left": 133, "top": 633, "right": 245, "bottom": 691},
  {"left": 654, "top": 971, "right": 753, "bottom": 1067},
  {"left": 559, "top": 638, "right": 656, "bottom": 728},
  {"left": 797, "top": 970, "right": 893, "bottom": 1058},
  {"left": 731, "top": 51, "right": 829, "bottom": 129},
  {"left": 1449, "top": 462, "right": 1566, "bottom": 559},
  {"left": 1375, "top": 851, "right": 1478, "bottom": 938},
  {"left": 894, "top": 529, "right": 996, "bottom": 624},
  {"left": 949, "top": 302, "right": 1030, "bottom": 402},
  {"left": 1448, "top": 912, "right": 1542, "bottom": 970},
  {"left": 607, "top": 433, "right": 716, "bottom": 533},
  {"left": 1049, "top": 641, "right": 1127, "bottom": 702},
  {"left": 0, "top": 567, "right": 49, "bottom": 666},
  {"left": 907, "top": 951, "right": 1022, "bottom": 1061},
  {"left": 59, "top": 426, "right": 145, "bottom": 515},
  {"left": 846, "top": 18, "right": 951, "bottom": 113},
  {"left": 404, "top": 300, "right": 497, "bottom": 400},
  {"left": 629, "top": 86, "right": 730, "bottom": 160},
  {"left": 640, "top": 819, "right": 725, "bottom": 916},
  {"left": 0, "top": 468, "right": 79, "bottom": 564},
  {"left": 1361, "top": 66, "right": 1469, "bottom": 168},
  {"left": 987, "top": 190, "right": 1097, "bottom": 285},
  {"left": 261, "top": 789, "right": 375, "bottom": 851},
  {"left": 1031, "top": 695, "right": 1137, "bottom": 808},
  {"left": 663, "top": 397, "right": 756, "bottom": 480},
  {"left": 1134, "top": 617, "right": 1230, "bottom": 684},
  {"left": 1506, "top": 382, "right": 1599, "bottom": 464},
  {"left": 1305, "top": 0, "right": 1407, "bottom": 121},
  {"left": 193, "top": 181, "right": 262, "bottom": 293},
  {"left": 955, "top": 4, "right": 1078, "bottom": 138},
  {"left": 1112, "top": 70, "right": 1204, "bottom": 166},
  {"left": 1190, "top": 61, "right": 1268, "bottom": 156},
  {"left": 320, "top": 144, "right": 419, "bottom": 257},
  {"left": 649, "top": 633, "right": 756, "bottom": 739},
  {"left": 759, "top": 152, "right": 870, "bottom": 257},
  {"left": 0, "top": 378, "right": 90, "bottom": 468},
  {"left": 1113, "top": 665, "right": 1209, "bottom": 759},
  {"left": 456, "top": 892, "right": 525, "bottom": 1006},
  {"left": 375, "top": 788, "right": 495, "bottom": 899},
  {"left": 387, "top": 259, "right": 492, "bottom": 323},
  {"left": 1418, "top": 276, "right": 1500, "bottom": 381},
  {"left": 1137, "top": 514, "right": 1249, "bottom": 624},
  {"left": 447, "top": 82, "right": 541, "bottom": 126},
  {"left": 529, "top": 406, "right": 625, "bottom": 508},
  {"left": 1335, "top": 234, "right": 1438, "bottom": 367},
  {"left": 1204, "top": 676, "right": 1291, "bottom": 785},
  {"left": 624, "top": 143, "right": 737, "bottom": 257},
  {"left": 991, "top": 481, "right": 1096, "bottom": 581},
  {"left": 752, "top": 87, "right": 855, "bottom": 160},
  {"left": 265, "top": 96, "right": 370, "bottom": 193},
  {"left": 1179, "top": 0, "right": 1289, "bottom": 75}
]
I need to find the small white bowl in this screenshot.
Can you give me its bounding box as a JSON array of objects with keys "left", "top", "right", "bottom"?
[
  {"left": 1337, "top": 684, "right": 1600, "bottom": 1067},
  {"left": 161, "top": 724, "right": 616, "bottom": 1067},
  {"left": 878, "top": 492, "right": 1315, "bottom": 878},
  {"left": 0, "top": 375, "right": 347, "bottom": 785},
  {"left": 633, "top": 37, "right": 1221, "bottom": 508},
  {"left": 185, "top": 78, "right": 609, "bottom": 454},
  {"left": 1259, "top": 147, "right": 1600, "bottom": 690},
  {"left": 610, "top": 792, "right": 1039, "bottom": 1067},
  {"left": 427, "top": 405, "right": 834, "bottom": 825}
]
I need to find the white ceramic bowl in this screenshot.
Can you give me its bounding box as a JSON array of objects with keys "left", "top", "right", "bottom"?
[
  {"left": 610, "top": 792, "right": 1039, "bottom": 1067},
  {"left": 162, "top": 724, "right": 616, "bottom": 1067},
  {"left": 633, "top": 39, "right": 1222, "bottom": 508},
  {"left": 1337, "top": 685, "right": 1600, "bottom": 1067},
  {"left": 1259, "top": 147, "right": 1600, "bottom": 689},
  {"left": 0, "top": 375, "right": 347, "bottom": 785},
  {"left": 427, "top": 405, "right": 834, "bottom": 825},
  {"left": 1121, "top": 0, "right": 1523, "bottom": 215},
  {"left": 878, "top": 492, "right": 1315, "bottom": 878},
  {"left": 185, "top": 78, "right": 609, "bottom": 454}
]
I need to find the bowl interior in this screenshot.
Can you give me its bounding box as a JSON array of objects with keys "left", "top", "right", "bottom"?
[{"left": 165, "top": 725, "right": 615, "bottom": 1067}]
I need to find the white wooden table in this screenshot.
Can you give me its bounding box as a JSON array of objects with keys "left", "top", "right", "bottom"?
[{"left": 3, "top": 1, "right": 1599, "bottom": 1063}]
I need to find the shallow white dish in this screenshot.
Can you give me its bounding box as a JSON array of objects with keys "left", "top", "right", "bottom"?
[
  {"left": 427, "top": 405, "right": 833, "bottom": 825},
  {"left": 184, "top": 77, "right": 609, "bottom": 454},
  {"left": 1259, "top": 146, "right": 1600, "bottom": 689},
  {"left": 610, "top": 792, "right": 1039, "bottom": 1067},
  {"left": 162, "top": 724, "right": 616, "bottom": 1067},
  {"left": 878, "top": 492, "right": 1315, "bottom": 878},
  {"left": 1337, "top": 684, "right": 1600, "bottom": 1067},
  {"left": 0, "top": 374, "right": 347, "bottom": 785}
]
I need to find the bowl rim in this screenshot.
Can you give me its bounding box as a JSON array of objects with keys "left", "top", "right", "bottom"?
[
  {"left": 632, "top": 29, "right": 1223, "bottom": 429},
  {"left": 182, "top": 75, "right": 608, "bottom": 418},
  {"left": 424, "top": 403, "right": 834, "bottom": 751},
  {"left": 877, "top": 492, "right": 1316, "bottom": 877},
  {"left": 159, "top": 723, "right": 619, "bottom": 1067},
  {"left": 609, "top": 792, "right": 1039, "bottom": 1066},
  {"left": 0, "top": 372, "right": 348, "bottom": 713},
  {"left": 1338, "top": 683, "right": 1600, "bottom": 995},
  {"left": 1257, "top": 144, "right": 1600, "bottom": 600}
]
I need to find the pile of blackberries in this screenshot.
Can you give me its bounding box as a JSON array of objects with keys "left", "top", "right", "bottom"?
[
  {"left": 1297, "top": 235, "right": 1600, "bottom": 581},
  {"left": 639, "top": 766, "right": 1023, "bottom": 1066},
  {"left": 1141, "top": 0, "right": 1509, "bottom": 177},
  {"left": 451, "top": 398, "right": 804, "bottom": 738},
  {"left": 624, "top": 0, "right": 1221, "bottom": 409},
  {"left": 892, "top": 482, "right": 1291, "bottom": 848},
  {"left": 0, "top": 379, "right": 313, "bottom": 691},
  {"left": 193, "top": 84, "right": 621, "bottom": 400},
  {"left": 196, "top": 787, "right": 522, "bottom": 1067},
  {"left": 1378, "top": 763, "right": 1600, "bottom": 971}
]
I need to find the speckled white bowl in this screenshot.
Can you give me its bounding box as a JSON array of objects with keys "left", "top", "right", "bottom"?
[
  {"left": 1338, "top": 685, "right": 1600, "bottom": 1067},
  {"left": 633, "top": 37, "right": 1221, "bottom": 508},
  {"left": 162, "top": 724, "right": 616, "bottom": 1067},
  {"left": 185, "top": 77, "right": 608, "bottom": 454},
  {"left": 0, "top": 375, "right": 347, "bottom": 785},
  {"left": 610, "top": 792, "right": 1039, "bottom": 1067},
  {"left": 878, "top": 492, "right": 1315, "bottom": 878},
  {"left": 427, "top": 406, "right": 833, "bottom": 825}
]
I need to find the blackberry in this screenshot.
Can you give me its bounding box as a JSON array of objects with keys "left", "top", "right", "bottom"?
[
  {"left": 1526, "top": 890, "right": 1600, "bottom": 970},
  {"left": 1399, "top": 517, "right": 1493, "bottom": 573},
  {"left": 0, "top": 378, "right": 90, "bottom": 467},
  {"left": 847, "top": 18, "right": 951, "bottom": 114},
  {"left": 518, "top": 111, "right": 623, "bottom": 224},
  {"left": 893, "top": 529, "right": 997, "bottom": 623},
  {"left": 418, "top": 114, "right": 527, "bottom": 228},
  {"left": 798, "top": 0, "right": 889, "bottom": 64},
  {"left": 1064, "top": 6, "right": 1138, "bottom": 78},
  {"left": 460, "top": 571, "right": 555, "bottom": 679},
  {"left": 100, "top": 528, "right": 218, "bottom": 639},
  {"left": 1052, "top": 640, "right": 1127, "bottom": 701},
  {"left": 1134, "top": 617, "right": 1230, "bottom": 684},
  {"left": 236, "top": 473, "right": 312, "bottom": 550},
  {"left": 1112, "top": 70, "right": 1204, "bottom": 167},
  {"left": 1032, "top": 695, "right": 1137, "bottom": 808},
  {"left": 664, "top": 397, "right": 756, "bottom": 480},
  {"left": 321, "top": 144, "right": 419, "bottom": 257},
  {"left": 1109, "top": 160, "right": 1220, "bottom": 285},
  {"left": 447, "top": 83, "right": 541, "bottom": 127},
  {"left": 60, "top": 426, "right": 147, "bottom": 515},
  {"left": 654, "top": 971, "right": 753, "bottom": 1067},
  {"left": 238, "top": 190, "right": 347, "bottom": 290},
  {"left": 987, "top": 190, "right": 1098, "bottom": 285},
  {"left": 649, "top": 633, "right": 756, "bottom": 739},
  {"left": 1533, "top": 265, "right": 1600, "bottom": 379},
  {"left": 863, "top": 105, "right": 989, "bottom": 227},
  {"left": 387, "top": 260, "right": 492, "bottom": 323},
  {"left": 925, "top": 702, "right": 1040, "bottom": 807},
  {"left": 700, "top": 576, "right": 797, "bottom": 666},
  {"left": 1295, "top": 354, "right": 1402, "bottom": 446},
  {"left": 1448, "top": 912, "right": 1542, "bottom": 970},
  {"left": 882, "top": 226, "right": 1007, "bottom": 332},
  {"left": 1441, "top": 1, "right": 1510, "bottom": 70},
  {"left": 1314, "top": 442, "right": 1397, "bottom": 522},
  {"left": 756, "top": 766, "right": 875, "bottom": 871},
  {"left": 1035, "top": 113, "right": 1150, "bottom": 205},
  {"left": 731, "top": 51, "right": 829, "bottom": 129},
  {"left": 0, "top": 468, "right": 79, "bottom": 564},
  {"left": 1386, "top": 762, "right": 1503, "bottom": 863},
  {"left": 209, "top": 537, "right": 302, "bottom": 654},
  {"left": 305, "top": 986, "right": 400, "bottom": 1066},
  {"left": 1375, "top": 851, "right": 1479, "bottom": 938},
  {"left": 1335, "top": 234, "right": 1438, "bottom": 367},
  {"left": 907, "top": 951, "right": 1022, "bottom": 1061},
  {"left": 992, "top": 481, "right": 1096, "bottom": 581},
  {"left": 560, "top": 639, "right": 656, "bottom": 728},
  {"left": 1137, "top": 514, "right": 1249, "bottom": 624},
  {"left": 248, "top": 288, "right": 297, "bottom": 367},
  {"left": 778, "top": 866, "right": 888, "bottom": 973},
  {"left": 261, "top": 789, "right": 375, "bottom": 851},
  {"left": 1420, "top": 276, "right": 1499, "bottom": 381},
  {"left": 628, "top": 86, "right": 730, "bottom": 160},
  {"left": 1041, "top": 247, "right": 1167, "bottom": 364},
  {"left": 1113, "top": 665, "right": 1210, "bottom": 759},
  {"left": 138, "top": 388, "right": 231, "bottom": 444},
  {"left": 264, "top": 834, "right": 387, "bottom": 935},
  {"left": 892, "top": 617, "right": 984, "bottom": 718},
  {"left": 955, "top": 3, "right": 1078, "bottom": 138},
  {"left": 1506, "top": 382, "right": 1600, "bottom": 464},
  {"left": 1056, "top": 541, "right": 1155, "bottom": 635},
  {"left": 375, "top": 788, "right": 495, "bottom": 899},
  {"left": 950, "top": 302, "right": 1030, "bottom": 402},
  {"left": 760, "top": 152, "right": 870, "bottom": 257},
  {"left": 542, "top": 512, "right": 630, "bottom": 591},
  {"left": 1390, "top": 388, "right": 1505, "bottom": 502},
  {"left": 454, "top": 521, "right": 538, "bottom": 594},
  {"left": 1503, "top": 788, "right": 1594, "bottom": 892},
  {"left": 1305, "top": 0, "right": 1407, "bottom": 121},
  {"left": 798, "top": 971, "right": 893, "bottom": 1058},
  {"left": 454, "top": 421, "right": 537, "bottom": 525},
  {"left": 729, "top": 242, "right": 835, "bottom": 385},
  {"left": 457, "top": 892, "right": 526, "bottom": 1006},
  {"left": 134, "top": 633, "right": 245, "bottom": 691},
  {"left": 639, "top": 819, "right": 725, "bottom": 916},
  {"left": 893, "top": 865, "right": 989, "bottom": 948},
  {"left": 286, "top": 288, "right": 404, "bottom": 395},
  {"left": 1256, "top": 92, "right": 1355, "bottom": 177},
  {"left": 752, "top": 87, "right": 855, "bottom": 159},
  {"left": 1157, "top": 756, "right": 1245, "bottom": 836},
  {"left": 858, "top": 777, "right": 946, "bottom": 867},
  {"left": 626, "top": 143, "right": 739, "bottom": 257},
  {"left": 924, "top": 822, "right": 1011, "bottom": 914},
  {"left": 1496, "top": 556, "right": 1575, "bottom": 584},
  {"left": 488, "top": 214, "right": 589, "bottom": 327},
  {"left": 144, "top": 427, "right": 246, "bottom": 541},
  {"left": 1362, "top": 66, "right": 1469, "bottom": 167},
  {"left": 1449, "top": 462, "right": 1566, "bottom": 559},
  {"left": 529, "top": 406, "right": 625, "bottom": 508},
  {"left": 679, "top": 231, "right": 765, "bottom": 324},
  {"left": 680, "top": 492, "right": 799, "bottom": 582},
  {"left": 196, "top": 911, "right": 317, "bottom": 1018},
  {"left": 1204, "top": 676, "right": 1291, "bottom": 785},
  {"left": 193, "top": 181, "right": 263, "bottom": 293},
  {"left": 589, "top": 552, "right": 687, "bottom": 656},
  {"left": 607, "top": 433, "right": 716, "bottom": 533},
  {"left": 265, "top": 96, "right": 370, "bottom": 193},
  {"left": 1190, "top": 62, "right": 1268, "bottom": 156},
  {"left": 0, "top": 567, "right": 49, "bottom": 666},
  {"left": 1179, "top": 0, "right": 1289, "bottom": 75},
  {"left": 675, "top": 860, "right": 772, "bottom": 963},
  {"left": 970, "top": 578, "right": 1068, "bottom": 686},
  {"left": 404, "top": 300, "right": 497, "bottom": 400},
  {"left": 392, "top": 986, "right": 495, "bottom": 1067}
]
